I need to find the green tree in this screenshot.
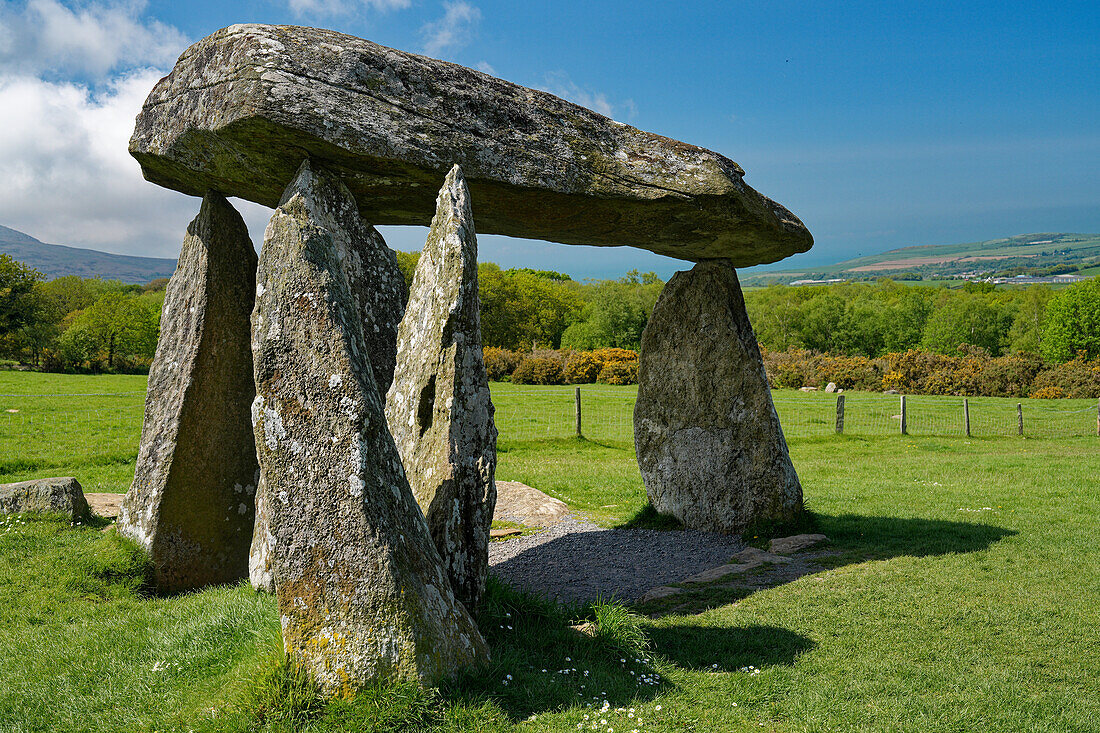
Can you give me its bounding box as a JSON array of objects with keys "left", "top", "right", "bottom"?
[
  {"left": 0, "top": 255, "right": 44, "bottom": 336},
  {"left": 477, "top": 264, "right": 583, "bottom": 349},
  {"left": 1041, "top": 277, "right": 1100, "bottom": 362},
  {"left": 67, "top": 292, "right": 159, "bottom": 369},
  {"left": 921, "top": 292, "right": 1013, "bottom": 356},
  {"left": 560, "top": 274, "right": 662, "bottom": 350},
  {"left": 1007, "top": 285, "right": 1052, "bottom": 354},
  {"left": 394, "top": 250, "right": 420, "bottom": 290}
]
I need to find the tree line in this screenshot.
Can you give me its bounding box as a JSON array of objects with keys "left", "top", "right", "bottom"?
[
  {"left": 0, "top": 254, "right": 164, "bottom": 371},
  {"left": 3, "top": 249, "right": 1098, "bottom": 375},
  {"left": 743, "top": 278, "right": 1100, "bottom": 364}
]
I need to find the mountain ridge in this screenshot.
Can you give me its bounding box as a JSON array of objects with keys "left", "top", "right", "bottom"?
[{"left": 0, "top": 225, "right": 177, "bottom": 283}]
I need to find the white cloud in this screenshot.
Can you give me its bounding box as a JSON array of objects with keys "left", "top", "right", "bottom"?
[
  {"left": 0, "top": 0, "right": 187, "bottom": 78},
  {"left": 284, "top": 0, "right": 410, "bottom": 16},
  {"left": 0, "top": 71, "right": 210, "bottom": 257},
  {"left": 475, "top": 60, "right": 496, "bottom": 76},
  {"left": 420, "top": 1, "right": 480, "bottom": 58},
  {"left": 539, "top": 71, "right": 636, "bottom": 121}
]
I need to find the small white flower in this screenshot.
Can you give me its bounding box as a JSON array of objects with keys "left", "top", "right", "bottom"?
[{"left": 655, "top": 705, "right": 662, "bottom": 711}]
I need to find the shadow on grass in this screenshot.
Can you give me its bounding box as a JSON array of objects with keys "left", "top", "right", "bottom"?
[
  {"left": 647, "top": 624, "right": 814, "bottom": 672},
  {"left": 491, "top": 512, "right": 1016, "bottom": 619},
  {"left": 818, "top": 512, "right": 1016, "bottom": 560}
]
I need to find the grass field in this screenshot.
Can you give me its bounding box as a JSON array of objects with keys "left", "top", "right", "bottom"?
[{"left": 1, "top": 372, "right": 1099, "bottom": 731}]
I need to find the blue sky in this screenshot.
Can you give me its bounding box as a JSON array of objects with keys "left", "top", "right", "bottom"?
[{"left": 0, "top": 0, "right": 1097, "bottom": 279}]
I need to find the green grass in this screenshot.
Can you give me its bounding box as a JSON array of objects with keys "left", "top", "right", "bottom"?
[
  {"left": 0, "top": 372, "right": 145, "bottom": 493},
  {"left": 2, "top": 373, "right": 1100, "bottom": 731}
]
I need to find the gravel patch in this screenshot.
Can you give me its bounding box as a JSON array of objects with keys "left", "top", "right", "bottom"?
[{"left": 488, "top": 514, "right": 745, "bottom": 605}]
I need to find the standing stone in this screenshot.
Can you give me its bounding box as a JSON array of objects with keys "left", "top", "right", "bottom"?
[
  {"left": 251, "top": 160, "right": 488, "bottom": 693},
  {"left": 118, "top": 193, "right": 258, "bottom": 593},
  {"left": 248, "top": 167, "right": 405, "bottom": 592},
  {"left": 633, "top": 260, "right": 802, "bottom": 534},
  {"left": 386, "top": 165, "right": 497, "bottom": 614},
  {"left": 342, "top": 226, "right": 406, "bottom": 396}
]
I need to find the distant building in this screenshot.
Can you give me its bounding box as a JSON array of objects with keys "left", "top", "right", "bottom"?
[
  {"left": 986, "top": 274, "right": 1088, "bottom": 285},
  {"left": 789, "top": 278, "right": 846, "bottom": 286}
]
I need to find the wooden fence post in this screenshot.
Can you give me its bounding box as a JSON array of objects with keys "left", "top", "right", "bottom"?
[
  {"left": 835, "top": 394, "right": 845, "bottom": 434},
  {"left": 964, "top": 398, "right": 971, "bottom": 438},
  {"left": 1017, "top": 403, "right": 1023, "bottom": 436},
  {"left": 575, "top": 386, "right": 582, "bottom": 438},
  {"left": 900, "top": 395, "right": 907, "bottom": 435}
]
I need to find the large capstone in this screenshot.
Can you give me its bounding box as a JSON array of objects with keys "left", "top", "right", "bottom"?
[
  {"left": 633, "top": 260, "right": 803, "bottom": 534},
  {"left": 251, "top": 160, "right": 488, "bottom": 692},
  {"left": 129, "top": 24, "right": 812, "bottom": 265},
  {"left": 386, "top": 164, "right": 497, "bottom": 614},
  {"left": 249, "top": 166, "right": 405, "bottom": 593},
  {"left": 118, "top": 193, "right": 258, "bottom": 592}
]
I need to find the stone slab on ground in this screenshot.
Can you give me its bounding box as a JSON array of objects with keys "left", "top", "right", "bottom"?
[
  {"left": 129, "top": 24, "right": 812, "bottom": 265},
  {"left": 86, "top": 493, "right": 122, "bottom": 519},
  {"left": 489, "top": 528, "right": 523, "bottom": 539},
  {"left": 769, "top": 533, "right": 829, "bottom": 554},
  {"left": 494, "top": 481, "right": 569, "bottom": 527},
  {"left": 639, "top": 546, "right": 838, "bottom": 612},
  {"left": 0, "top": 477, "right": 91, "bottom": 521}
]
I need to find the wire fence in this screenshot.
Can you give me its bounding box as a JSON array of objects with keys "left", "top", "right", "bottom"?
[{"left": 1, "top": 388, "right": 1097, "bottom": 470}]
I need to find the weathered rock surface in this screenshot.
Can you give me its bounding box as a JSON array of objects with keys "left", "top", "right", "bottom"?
[
  {"left": 0, "top": 477, "right": 91, "bottom": 521},
  {"left": 340, "top": 225, "right": 406, "bottom": 397},
  {"left": 634, "top": 260, "right": 803, "bottom": 534},
  {"left": 118, "top": 194, "right": 258, "bottom": 592},
  {"left": 129, "top": 24, "right": 812, "bottom": 265},
  {"left": 251, "top": 160, "right": 488, "bottom": 692},
  {"left": 249, "top": 163, "right": 405, "bottom": 592},
  {"left": 494, "top": 480, "right": 569, "bottom": 527},
  {"left": 386, "top": 165, "right": 497, "bottom": 614},
  {"left": 769, "top": 533, "right": 828, "bottom": 554}
]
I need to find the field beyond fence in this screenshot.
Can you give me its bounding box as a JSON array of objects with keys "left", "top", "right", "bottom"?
[{"left": 1, "top": 373, "right": 1097, "bottom": 494}]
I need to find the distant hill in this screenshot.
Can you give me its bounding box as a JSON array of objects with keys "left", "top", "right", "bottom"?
[
  {"left": 742, "top": 233, "right": 1100, "bottom": 286},
  {"left": 0, "top": 225, "right": 177, "bottom": 284}
]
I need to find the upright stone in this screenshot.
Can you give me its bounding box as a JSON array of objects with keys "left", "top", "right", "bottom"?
[
  {"left": 633, "top": 260, "right": 802, "bottom": 534},
  {"left": 118, "top": 193, "right": 259, "bottom": 592},
  {"left": 342, "top": 226, "right": 406, "bottom": 396},
  {"left": 386, "top": 165, "right": 497, "bottom": 614},
  {"left": 248, "top": 166, "right": 405, "bottom": 592},
  {"left": 251, "top": 160, "right": 488, "bottom": 692}
]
